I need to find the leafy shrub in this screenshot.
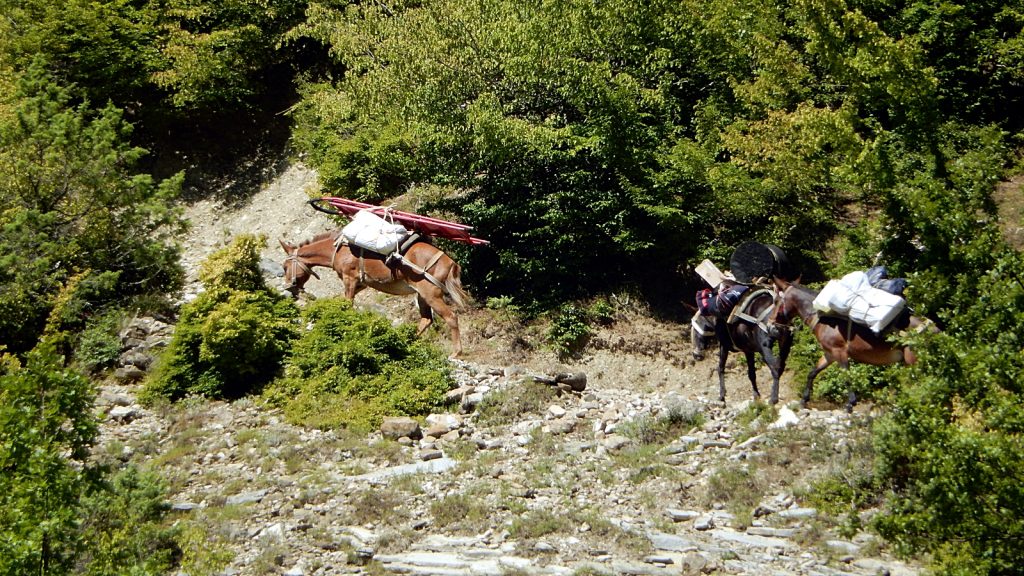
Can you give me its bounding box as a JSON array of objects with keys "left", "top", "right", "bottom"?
[
  {"left": 587, "top": 298, "right": 616, "bottom": 326},
  {"left": 144, "top": 235, "right": 299, "bottom": 401},
  {"left": 262, "top": 298, "right": 453, "bottom": 432},
  {"left": 197, "top": 234, "right": 270, "bottom": 294},
  {"left": 485, "top": 295, "right": 524, "bottom": 326},
  {"left": 0, "top": 339, "right": 97, "bottom": 574},
  {"left": 75, "top": 309, "right": 124, "bottom": 373},
  {"left": 547, "top": 303, "right": 592, "bottom": 359},
  {"left": 0, "top": 338, "right": 181, "bottom": 575},
  {"left": 0, "top": 63, "right": 184, "bottom": 355},
  {"left": 77, "top": 467, "right": 180, "bottom": 575}
]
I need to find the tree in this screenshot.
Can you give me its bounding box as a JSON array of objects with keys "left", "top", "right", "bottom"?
[
  {"left": 0, "top": 62, "right": 184, "bottom": 354},
  {"left": 0, "top": 338, "right": 97, "bottom": 573}
]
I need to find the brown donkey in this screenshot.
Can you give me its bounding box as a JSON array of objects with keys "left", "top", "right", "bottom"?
[
  {"left": 280, "top": 231, "right": 468, "bottom": 357},
  {"left": 770, "top": 277, "right": 931, "bottom": 411}
]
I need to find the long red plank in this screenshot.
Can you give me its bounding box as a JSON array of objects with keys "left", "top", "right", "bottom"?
[{"left": 315, "top": 197, "right": 490, "bottom": 245}]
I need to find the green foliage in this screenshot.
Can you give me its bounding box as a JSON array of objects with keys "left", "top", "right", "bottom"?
[
  {"left": 734, "top": 400, "right": 777, "bottom": 430},
  {"left": 0, "top": 339, "right": 179, "bottom": 575},
  {"left": 198, "top": 233, "right": 273, "bottom": 295},
  {"left": 77, "top": 466, "right": 180, "bottom": 575},
  {"left": 547, "top": 304, "right": 593, "bottom": 359},
  {"left": 485, "top": 295, "right": 524, "bottom": 325},
  {"left": 148, "top": 0, "right": 310, "bottom": 110},
  {"left": 75, "top": 308, "right": 124, "bottom": 373},
  {"left": 0, "top": 338, "right": 97, "bottom": 573},
  {"left": 587, "top": 297, "right": 617, "bottom": 326},
  {"left": 144, "top": 235, "right": 299, "bottom": 401},
  {"left": 262, "top": 298, "right": 453, "bottom": 432},
  {"left": 0, "top": 0, "right": 311, "bottom": 114},
  {"left": 288, "top": 0, "right": 1024, "bottom": 301},
  {"left": 871, "top": 246, "right": 1024, "bottom": 573},
  {"left": 0, "top": 62, "right": 184, "bottom": 354}
]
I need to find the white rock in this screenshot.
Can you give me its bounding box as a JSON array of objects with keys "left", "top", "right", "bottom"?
[{"left": 769, "top": 406, "right": 800, "bottom": 429}]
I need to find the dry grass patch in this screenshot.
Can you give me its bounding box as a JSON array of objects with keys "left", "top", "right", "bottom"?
[
  {"left": 474, "top": 381, "right": 560, "bottom": 427},
  {"left": 508, "top": 508, "right": 574, "bottom": 540},
  {"left": 345, "top": 487, "right": 409, "bottom": 527},
  {"left": 430, "top": 492, "right": 492, "bottom": 533},
  {"left": 701, "top": 461, "right": 764, "bottom": 527}
]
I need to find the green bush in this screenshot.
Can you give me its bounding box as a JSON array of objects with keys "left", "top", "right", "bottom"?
[
  {"left": 547, "top": 304, "right": 592, "bottom": 360},
  {"left": 144, "top": 235, "right": 299, "bottom": 401},
  {"left": 0, "top": 338, "right": 181, "bottom": 575},
  {"left": 77, "top": 466, "right": 179, "bottom": 575},
  {"left": 0, "top": 63, "right": 184, "bottom": 355},
  {"left": 197, "top": 234, "right": 271, "bottom": 294},
  {"left": 263, "top": 298, "right": 454, "bottom": 432},
  {"left": 75, "top": 309, "right": 124, "bottom": 373},
  {"left": 0, "top": 339, "right": 97, "bottom": 573}
]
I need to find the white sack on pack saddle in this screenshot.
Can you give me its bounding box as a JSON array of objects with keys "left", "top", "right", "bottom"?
[
  {"left": 341, "top": 209, "right": 409, "bottom": 255},
  {"left": 812, "top": 271, "right": 905, "bottom": 334}
]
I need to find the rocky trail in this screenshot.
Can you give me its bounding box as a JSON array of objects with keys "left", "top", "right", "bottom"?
[{"left": 98, "top": 163, "right": 922, "bottom": 576}]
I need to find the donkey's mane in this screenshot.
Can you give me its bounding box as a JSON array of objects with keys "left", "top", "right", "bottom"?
[
  {"left": 298, "top": 230, "right": 339, "bottom": 247},
  {"left": 790, "top": 282, "right": 819, "bottom": 297}
]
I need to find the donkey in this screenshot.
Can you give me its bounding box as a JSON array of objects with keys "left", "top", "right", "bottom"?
[{"left": 280, "top": 231, "right": 468, "bottom": 357}]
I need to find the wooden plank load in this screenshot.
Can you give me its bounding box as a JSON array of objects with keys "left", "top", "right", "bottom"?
[{"left": 311, "top": 197, "right": 490, "bottom": 246}]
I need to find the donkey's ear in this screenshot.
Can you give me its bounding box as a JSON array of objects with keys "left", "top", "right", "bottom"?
[{"left": 279, "top": 238, "right": 294, "bottom": 253}]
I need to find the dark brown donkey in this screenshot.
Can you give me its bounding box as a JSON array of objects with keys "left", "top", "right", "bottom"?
[
  {"left": 770, "top": 277, "right": 930, "bottom": 411},
  {"left": 279, "top": 231, "right": 469, "bottom": 357},
  {"left": 714, "top": 288, "right": 793, "bottom": 405}
]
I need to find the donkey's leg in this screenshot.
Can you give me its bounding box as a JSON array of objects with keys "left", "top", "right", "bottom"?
[
  {"left": 744, "top": 350, "right": 761, "bottom": 401},
  {"left": 803, "top": 355, "right": 833, "bottom": 408},
  {"left": 415, "top": 294, "right": 434, "bottom": 336},
  {"left": 837, "top": 360, "right": 859, "bottom": 413},
  {"left": 757, "top": 335, "right": 782, "bottom": 405},
  {"left": 778, "top": 332, "right": 792, "bottom": 375},
  {"left": 417, "top": 285, "right": 462, "bottom": 358},
  {"left": 339, "top": 268, "right": 360, "bottom": 300},
  {"left": 717, "top": 344, "right": 729, "bottom": 403}
]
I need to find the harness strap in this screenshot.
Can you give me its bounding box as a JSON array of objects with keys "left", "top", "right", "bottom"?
[
  {"left": 359, "top": 247, "right": 368, "bottom": 283},
  {"left": 389, "top": 252, "right": 446, "bottom": 290},
  {"left": 423, "top": 250, "right": 444, "bottom": 273},
  {"left": 846, "top": 317, "right": 854, "bottom": 355},
  {"left": 727, "top": 288, "right": 774, "bottom": 333},
  {"left": 807, "top": 312, "right": 819, "bottom": 331},
  {"left": 286, "top": 253, "right": 320, "bottom": 281},
  {"left": 331, "top": 233, "right": 347, "bottom": 269},
  {"left": 398, "top": 233, "right": 421, "bottom": 255}
]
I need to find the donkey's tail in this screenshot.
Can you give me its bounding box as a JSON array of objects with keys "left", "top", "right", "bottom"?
[{"left": 444, "top": 261, "right": 470, "bottom": 309}]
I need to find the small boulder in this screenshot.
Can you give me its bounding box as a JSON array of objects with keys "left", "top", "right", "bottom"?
[{"left": 381, "top": 416, "right": 421, "bottom": 440}]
